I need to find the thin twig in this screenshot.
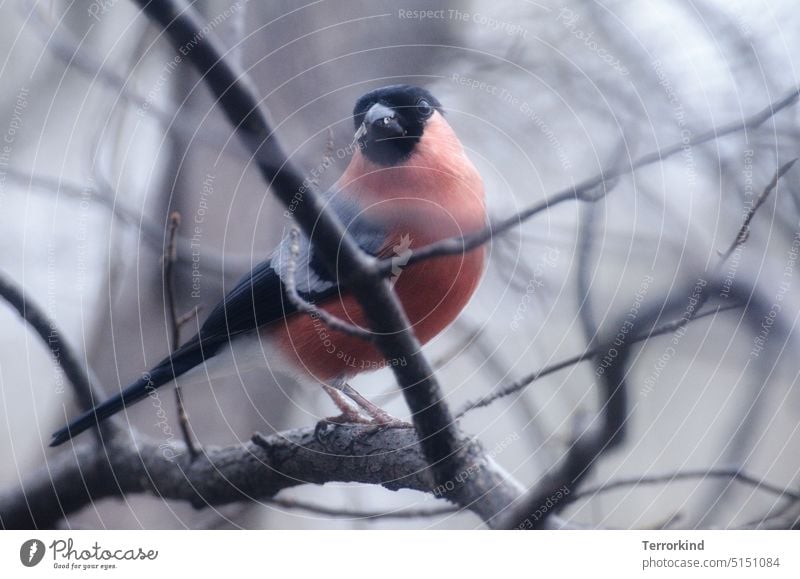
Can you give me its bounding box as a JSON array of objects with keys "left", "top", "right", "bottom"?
[
  {"left": 457, "top": 303, "right": 741, "bottom": 417},
  {"left": 686, "top": 159, "right": 797, "bottom": 336},
  {"left": 568, "top": 469, "right": 800, "bottom": 503},
  {"left": 164, "top": 213, "right": 183, "bottom": 351},
  {"left": 284, "top": 226, "right": 374, "bottom": 341},
  {"left": 718, "top": 158, "right": 797, "bottom": 263},
  {"left": 163, "top": 212, "right": 198, "bottom": 459},
  {"left": 382, "top": 88, "right": 800, "bottom": 274}
]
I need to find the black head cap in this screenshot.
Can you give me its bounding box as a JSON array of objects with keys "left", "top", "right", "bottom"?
[{"left": 352, "top": 84, "right": 443, "bottom": 166}]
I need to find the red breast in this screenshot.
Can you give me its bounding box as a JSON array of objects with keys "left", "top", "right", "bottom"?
[{"left": 272, "top": 111, "right": 486, "bottom": 381}]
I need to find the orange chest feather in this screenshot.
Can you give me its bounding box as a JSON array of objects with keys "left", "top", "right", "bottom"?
[{"left": 272, "top": 112, "right": 486, "bottom": 381}]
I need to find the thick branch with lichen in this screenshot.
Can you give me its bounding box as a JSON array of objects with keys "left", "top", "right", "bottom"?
[{"left": 0, "top": 424, "right": 517, "bottom": 529}]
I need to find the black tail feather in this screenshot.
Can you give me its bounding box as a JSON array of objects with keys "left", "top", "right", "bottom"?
[{"left": 50, "top": 341, "right": 208, "bottom": 446}]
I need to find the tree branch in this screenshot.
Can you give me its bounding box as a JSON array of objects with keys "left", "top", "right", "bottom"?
[
  {"left": 0, "top": 424, "right": 513, "bottom": 529},
  {"left": 568, "top": 468, "right": 800, "bottom": 504},
  {"left": 457, "top": 303, "right": 741, "bottom": 417},
  {"left": 383, "top": 88, "right": 800, "bottom": 273},
  {"left": 162, "top": 212, "right": 198, "bottom": 458},
  {"left": 718, "top": 158, "right": 797, "bottom": 263}
]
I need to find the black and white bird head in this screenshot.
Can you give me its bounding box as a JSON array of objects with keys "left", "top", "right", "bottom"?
[{"left": 352, "top": 84, "right": 443, "bottom": 166}]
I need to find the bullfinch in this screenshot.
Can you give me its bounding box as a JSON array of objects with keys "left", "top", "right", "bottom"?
[{"left": 51, "top": 84, "right": 486, "bottom": 446}]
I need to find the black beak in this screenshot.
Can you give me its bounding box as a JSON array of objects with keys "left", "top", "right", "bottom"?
[{"left": 362, "top": 103, "right": 405, "bottom": 141}]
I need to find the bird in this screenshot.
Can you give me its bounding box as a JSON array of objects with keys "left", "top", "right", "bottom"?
[{"left": 50, "top": 84, "right": 486, "bottom": 446}]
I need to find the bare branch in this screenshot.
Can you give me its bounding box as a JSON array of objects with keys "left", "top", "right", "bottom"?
[
  {"left": 457, "top": 303, "right": 741, "bottom": 417},
  {"left": 163, "top": 212, "right": 183, "bottom": 351},
  {"left": 0, "top": 424, "right": 510, "bottom": 529},
  {"left": 568, "top": 469, "right": 800, "bottom": 503},
  {"left": 162, "top": 212, "right": 198, "bottom": 458},
  {"left": 383, "top": 88, "right": 800, "bottom": 274},
  {"left": 718, "top": 158, "right": 797, "bottom": 263}
]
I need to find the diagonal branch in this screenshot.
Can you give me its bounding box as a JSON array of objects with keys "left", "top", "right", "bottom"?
[
  {"left": 382, "top": 88, "right": 800, "bottom": 273},
  {"left": 718, "top": 158, "right": 797, "bottom": 263},
  {"left": 457, "top": 303, "right": 742, "bottom": 417},
  {"left": 567, "top": 468, "right": 800, "bottom": 504}
]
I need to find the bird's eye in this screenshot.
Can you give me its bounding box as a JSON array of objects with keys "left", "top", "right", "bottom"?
[{"left": 417, "top": 99, "right": 433, "bottom": 118}]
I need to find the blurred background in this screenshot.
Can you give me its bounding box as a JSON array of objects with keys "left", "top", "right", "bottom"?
[{"left": 1, "top": 0, "right": 799, "bottom": 529}]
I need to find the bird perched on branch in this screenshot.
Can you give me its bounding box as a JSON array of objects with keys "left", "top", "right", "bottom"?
[{"left": 51, "top": 84, "right": 486, "bottom": 446}]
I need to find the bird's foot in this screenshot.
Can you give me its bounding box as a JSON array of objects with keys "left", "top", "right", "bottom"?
[
  {"left": 320, "top": 383, "right": 367, "bottom": 425},
  {"left": 338, "top": 382, "right": 410, "bottom": 427},
  {"left": 322, "top": 410, "right": 373, "bottom": 425},
  {"left": 361, "top": 408, "right": 412, "bottom": 431},
  {"left": 362, "top": 419, "right": 412, "bottom": 432},
  {"left": 320, "top": 381, "right": 411, "bottom": 429},
  {"left": 319, "top": 411, "right": 411, "bottom": 433}
]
